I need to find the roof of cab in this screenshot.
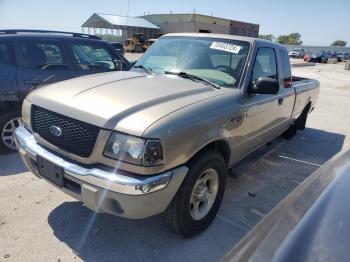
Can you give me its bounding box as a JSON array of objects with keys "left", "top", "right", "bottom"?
[{"left": 161, "top": 33, "right": 285, "bottom": 49}]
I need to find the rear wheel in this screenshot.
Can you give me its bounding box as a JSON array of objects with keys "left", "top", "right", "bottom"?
[
  {"left": 295, "top": 105, "right": 310, "bottom": 130},
  {"left": 284, "top": 105, "right": 310, "bottom": 140},
  {"left": 164, "top": 149, "right": 227, "bottom": 237},
  {"left": 283, "top": 123, "right": 297, "bottom": 139},
  {"left": 0, "top": 111, "right": 21, "bottom": 153}
]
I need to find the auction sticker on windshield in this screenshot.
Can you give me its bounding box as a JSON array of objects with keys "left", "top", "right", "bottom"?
[{"left": 210, "top": 42, "right": 242, "bottom": 54}]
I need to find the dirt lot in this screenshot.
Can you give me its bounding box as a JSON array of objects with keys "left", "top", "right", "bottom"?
[{"left": 1, "top": 61, "right": 350, "bottom": 262}]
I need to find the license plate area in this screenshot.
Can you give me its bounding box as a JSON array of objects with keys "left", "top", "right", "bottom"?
[{"left": 37, "top": 156, "right": 64, "bottom": 187}]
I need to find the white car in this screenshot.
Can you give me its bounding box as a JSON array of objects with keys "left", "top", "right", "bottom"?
[{"left": 289, "top": 48, "right": 305, "bottom": 58}]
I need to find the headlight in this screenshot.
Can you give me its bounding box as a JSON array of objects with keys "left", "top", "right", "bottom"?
[
  {"left": 22, "top": 99, "right": 31, "bottom": 126},
  {"left": 104, "top": 132, "right": 164, "bottom": 166}
]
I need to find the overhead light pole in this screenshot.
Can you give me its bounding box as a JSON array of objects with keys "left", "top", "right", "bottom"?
[
  {"left": 127, "top": 0, "right": 130, "bottom": 16},
  {"left": 193, "top": 9, "right": 196, "bottom": 32}
]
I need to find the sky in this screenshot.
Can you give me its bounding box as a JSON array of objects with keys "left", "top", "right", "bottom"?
[{"left": 0, "top": 0, "right": 349, "bottom": 46}]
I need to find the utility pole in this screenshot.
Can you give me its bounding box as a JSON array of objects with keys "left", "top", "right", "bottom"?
[
  {"left": 193, "top": 9, "right": 196, "bottom": 32},
  {"left": 126, "top": 0, "right": 130, "bottom": 38},
  {"left": 127, "top": 0, "right": 130, "bottom": 18}
]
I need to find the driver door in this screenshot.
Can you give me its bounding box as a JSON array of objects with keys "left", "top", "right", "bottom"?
[
  {"left": 14, "top": 38, "right": 76, "bottom": 101},
  {"left": 237, "top": 47, "right": 284, "bottom": 156}
]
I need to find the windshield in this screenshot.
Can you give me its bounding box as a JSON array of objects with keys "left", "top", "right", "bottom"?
[{"left": 134, "top": 36, "right": 250, "bottom": 88}]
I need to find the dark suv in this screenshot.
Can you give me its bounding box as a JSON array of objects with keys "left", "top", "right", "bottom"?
[{"left": 0, "top": 30, "right": 130, "bottom": 152}]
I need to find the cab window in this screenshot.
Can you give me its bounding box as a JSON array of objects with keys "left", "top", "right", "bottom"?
[
  {"left": 19, "top": 40, "right": 68, "bottom": 70},
  {"left": 0, "top": 40, "right": 15, "bottom": 66},
  {"left": 252, "top": 47, "right": 277, "bottom": 81},
  {"left": 279, "top": 49, "right": 292, "bottom": 87}
]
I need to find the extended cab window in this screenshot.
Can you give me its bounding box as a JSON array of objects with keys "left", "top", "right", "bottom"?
[
  {"left": 252, "top": 47, "right": 277, "bottom": 81},
  {"left": 279, "top": 49, "right": 292, "bottom": 88},
  {"left": 0, "top": 40, "right": 15, "bottom": 66},
  {"left": 71, "top": 43, "right": 116, "bottom": 70},
  {"left": 19, "top": 40, "right": 68, "bottom": 70}
]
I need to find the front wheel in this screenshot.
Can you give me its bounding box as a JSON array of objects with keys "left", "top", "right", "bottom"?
[
  {"left": 164, "top": 150, "right": 227, "bottom": 237},
  {"left": 0, "top": 111, "right": 21, "bottom": 153}
]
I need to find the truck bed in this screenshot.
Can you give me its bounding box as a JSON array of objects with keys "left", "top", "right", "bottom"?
[{"left": 292, "top": 76, "right": 320, "bottom": 119}]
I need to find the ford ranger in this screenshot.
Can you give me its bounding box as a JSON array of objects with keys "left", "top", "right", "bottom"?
[{"left": 15, "top": 33, "right": 320, "bottom": 237}]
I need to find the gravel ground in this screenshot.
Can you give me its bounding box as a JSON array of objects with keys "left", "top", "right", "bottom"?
[{"left": 0, "top": 62, "right": 349, "bottom": 262}]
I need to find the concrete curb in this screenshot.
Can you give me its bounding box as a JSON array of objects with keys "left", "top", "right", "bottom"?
[{"left": 291, "top": 62, "right": 316, "bottom": 67}]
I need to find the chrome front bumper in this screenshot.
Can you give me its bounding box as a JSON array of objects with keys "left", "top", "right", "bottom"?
[{"left": 15, "top": 126, "right": 188, "bottom": 218}]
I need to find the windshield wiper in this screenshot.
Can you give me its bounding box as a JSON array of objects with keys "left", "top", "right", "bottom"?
[
  {"left": 133, "top": 65, "right": 153, "bottom": 74},
  {"left": 164, "top": 71, "right": 220, "bottom": 89}
]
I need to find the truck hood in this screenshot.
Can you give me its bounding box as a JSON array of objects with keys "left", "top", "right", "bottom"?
[{"left": 28, "top": 71, "right": 228, "bottom": 136}]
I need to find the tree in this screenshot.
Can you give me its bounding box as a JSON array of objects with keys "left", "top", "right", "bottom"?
[
  {"left": 277, "top": 33, "right": 303, "bottom": 45},
  {"left": 331, "top": 40, "right": 347, "bottom": 47},
  {"left": 258, "top": 34, "right": 275, "bottom": 41}
]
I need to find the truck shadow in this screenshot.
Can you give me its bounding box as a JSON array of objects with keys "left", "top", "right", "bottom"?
[
  {"left": 47, "top": 201, "right": 246, "bottom": 262},
  {"left": 47, "top": 127, "right": 345, "bottom": 262},
  {"left": 0, "top": 152, "right": 28, "bottom": 176}
]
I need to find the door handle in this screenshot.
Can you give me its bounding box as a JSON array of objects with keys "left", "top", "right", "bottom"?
[
  {"left": 230, "top": 115, "right": 244, "bottom": 128},
  {"left": 278, "top": 98, "right": 284, "bottom": 105}
]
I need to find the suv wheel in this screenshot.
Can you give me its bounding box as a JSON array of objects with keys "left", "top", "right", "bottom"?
[
  {"left": 164, "top": 149, "right": 227, "bottom": 237},
  {"left": 0, "top": 111, "right": 21, "bottom": 152}
]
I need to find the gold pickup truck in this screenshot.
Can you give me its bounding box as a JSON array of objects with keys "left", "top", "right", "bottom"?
[{"left": 15, "top": 33, "right": 319, "bottom": 237}]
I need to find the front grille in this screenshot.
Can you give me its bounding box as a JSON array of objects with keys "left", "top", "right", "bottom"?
[{"left": 31, "top": 105, "right": 100, "bottom": 158}]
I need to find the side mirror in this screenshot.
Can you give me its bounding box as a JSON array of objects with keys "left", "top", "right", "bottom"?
[
  {"left": 114, "top": 60, "right": 123, "bottom": 71},
  {"left": 129, "top": 60, "right": 137, "bottom": 67},
  {"left": 249, "top": 77, "right": 279, "bottom": 95}
]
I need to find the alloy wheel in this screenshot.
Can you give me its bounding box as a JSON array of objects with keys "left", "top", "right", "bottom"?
[
  {"left": 2, "top": 117, "right": 21, "bottom": 150},
  {"left": 189, "top": 168, "right": 219, "bottom": 220}
]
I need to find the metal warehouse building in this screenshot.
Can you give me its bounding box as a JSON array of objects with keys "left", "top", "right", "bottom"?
[
  {"left": 82, "top": 13, "right": 160, "bottom": 40},
  {"left": 139, "top": 13, "right": 259, "bottom": 37},
  {"left": 82, "top": 13, "right": 259, "bottom": 40}
]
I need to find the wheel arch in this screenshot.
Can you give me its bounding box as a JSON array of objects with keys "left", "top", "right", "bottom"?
[{"left": 188, "top": 139, "right": 231, "bottom": 168}]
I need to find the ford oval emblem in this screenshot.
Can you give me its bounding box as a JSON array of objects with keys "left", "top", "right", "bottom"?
[{"left": 49, "top": 126, "right": 62, "bottom": 137}]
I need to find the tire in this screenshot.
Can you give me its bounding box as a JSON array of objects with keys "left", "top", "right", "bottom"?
[
  {"left": 283, "top": 123, "right": 297, "bottom": 139},
  {"left": 164, "top": 149, "right": 227, "bottom": 237},
  {"left": 0, "top": 110, "right": 21, "bottom": 153},
  {"left": 295, "top": 105, "right": 310, "bottom": 130}
]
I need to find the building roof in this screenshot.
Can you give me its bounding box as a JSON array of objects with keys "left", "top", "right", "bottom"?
[
  {"left": 139, "top": 13, "right": 259, "bottom": 28},
  {"left": 82, "top": 13, "right": 159, "bottom": 29}
]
